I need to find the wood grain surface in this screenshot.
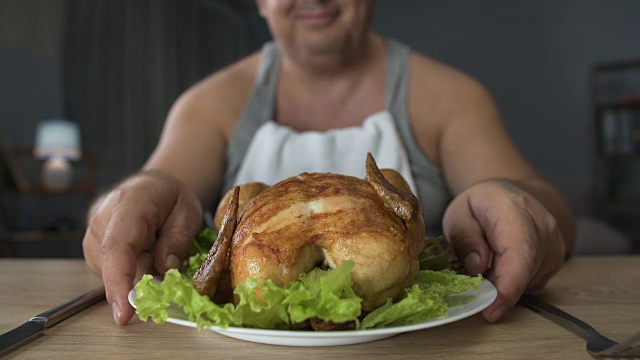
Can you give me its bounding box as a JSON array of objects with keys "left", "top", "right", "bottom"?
[{"left": 1, "top": 256, "right": 639, "bottom": 359}]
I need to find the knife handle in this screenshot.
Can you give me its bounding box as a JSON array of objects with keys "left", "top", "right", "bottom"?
[{"left": 36, "top": 286, "right": 106, "bottom": 327}]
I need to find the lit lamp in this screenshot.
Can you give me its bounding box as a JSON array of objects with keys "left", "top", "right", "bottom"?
[{"left": 34, "top": 119, "right": 82, "bottom": 192}]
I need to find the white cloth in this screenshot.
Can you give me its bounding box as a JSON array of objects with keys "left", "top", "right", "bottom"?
[{"left": 233, "top": 111, "right": 418, "bottom": 193}]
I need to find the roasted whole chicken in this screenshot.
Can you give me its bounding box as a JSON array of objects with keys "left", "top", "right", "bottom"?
[{"left": 193, "top": 154, "right": 426, "bottom": 313}]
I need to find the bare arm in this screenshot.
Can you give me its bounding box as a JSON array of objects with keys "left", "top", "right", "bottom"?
[
  {"left": 142, "top": 83, "right": 229, "bottom": 207},
  {"left": 82, "top": 54, "right": 259, "bottom": 325},
  {"left": 409, "top": 53, "right": 575, "bottom": 322},
  {"left": 437, "top": 73, "right": 574, "bottom": 253}
]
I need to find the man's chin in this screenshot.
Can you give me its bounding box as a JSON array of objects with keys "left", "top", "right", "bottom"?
[{"left": 295, "top": 37, "right": 352, "bottom": 58}]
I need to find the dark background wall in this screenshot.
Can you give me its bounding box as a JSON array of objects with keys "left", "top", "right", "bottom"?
[
  {"left": 3, "top": 0, "right": 639, "bottom": 180},
  {"left": 371, "top": 0, "right": 640, "bottom": 180},
  {"left": 1, "top": 0, "right": 639, "bottom": 256},
  {"left": 4, "top": 1, "right": 640, "bottom": 175}
]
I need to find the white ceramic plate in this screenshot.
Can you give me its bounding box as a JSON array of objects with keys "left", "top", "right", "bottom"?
[{"left": 128, "top": 279, "right": 496, "bottom": 347}]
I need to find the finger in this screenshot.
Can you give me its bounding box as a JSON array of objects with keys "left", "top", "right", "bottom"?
[
  {"left": 100, "top": 239, "right": 137, "bottom": 325},
  {"left": 100, "top": 202, "right": 157, "bottom": 325},
  {"left": 479, "top": 211, "right": 538, "bottom": 323},
  {"left": 154, "top": 191, "right": 203, "bottom": 273},
  {"left": 527, "top": 217, "right": 565, "bottom": 292},
  {"left": 482, "top": 244, "right": 534, "bottom": 322},
  {"left": 525, "top": 254, "right": 559, "bottom": 293},
  {"left": 442, "top": 195, "right": 492, "bottom": 276},
  {"left": 482, "top": 196, "right": 567, "bottom": 321},
  {"left": 135, "top": 252, "right": 156, "bottom": 284}
]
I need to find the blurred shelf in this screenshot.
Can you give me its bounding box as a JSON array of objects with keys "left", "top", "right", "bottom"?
[
  {"left": 5, "top": 230, "right": 84, "bottom": 243},
  {"left": 0, "top": 230, "right": 85, "bottom": 258},
  {"left": 0, "top": 146, "right": 95, "bottom": 258},
  {"left": 1, "top": 147, "right": 96, "bottom": 198},
  {"left": 593, "top": 57, "right": 640, "bottom": 72},
  {"left": 591, "top": 58, "right": 640, "bottom": 252},
  {"left": 9, "top": 184, "right": 95, "bottom": 196},
  {"left": 595, "top": 99, "right": 640, "bottom": 112}
]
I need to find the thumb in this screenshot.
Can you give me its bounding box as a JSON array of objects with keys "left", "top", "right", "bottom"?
[
  {"left": 442, "top": 194, "right": 492, "bottom": 276},
  {"left": 155, "top": 189, "right": 204, "bottom": 273}
]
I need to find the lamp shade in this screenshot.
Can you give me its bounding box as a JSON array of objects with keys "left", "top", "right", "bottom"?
[
  {"left": 34, "top": 119, "right": 82, "bottom": 192},
  {"left": 34, "top": 119, "right": 81, "bottom": 161}
]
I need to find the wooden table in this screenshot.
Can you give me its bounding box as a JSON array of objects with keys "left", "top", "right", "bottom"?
[{"left": 1, "top": 256, "right": 639, "bottom": 359}]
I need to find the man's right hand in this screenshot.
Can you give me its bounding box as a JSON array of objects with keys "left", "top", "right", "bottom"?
[{"left": 82, "top": 170, "right": 203, "bottom": 325}]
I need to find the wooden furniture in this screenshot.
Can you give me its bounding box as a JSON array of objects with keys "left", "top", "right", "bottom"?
[
  {"left": 0, "top": 147, "right": 96, "bottom": 257},
  {"left": 1, "top": 147, "right": 96, "bottom": 198},
  {"left": 1, "top": 256, "right": 638, "bottom": 359},
  {"left": 591, "top": 58, "right": 640, "bottom": 251}
]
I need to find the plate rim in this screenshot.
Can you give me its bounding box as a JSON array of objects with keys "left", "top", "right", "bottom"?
[{"left": 128, "top": 278, "right": 496, "bottom": 342}]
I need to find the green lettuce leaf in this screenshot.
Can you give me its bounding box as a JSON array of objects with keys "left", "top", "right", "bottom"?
[
  {"left": 285, "top": 260, "right": 361, "bottom": 324},
  {"left": 135, "top": 228, "right": 482, "bottom": 331},
  {"left": 135, "top": 260, "right": 362, "bottom": 330},
  {"left": 358, "top": 270, "right": 482, "bottom": 329},
  {"left": 185, "top": 228, "right": 218, "bottom": 278},
  {"left": 418, "top": 235, "right": 451, "bottom": 271},
  {"left": 135, "top": 269, "right": 240, "bottom": 329}
]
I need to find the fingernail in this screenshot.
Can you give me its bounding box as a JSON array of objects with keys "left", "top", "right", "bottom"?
[
  {"left": 166, "top": 254, "right": 180, "bottom": 270},
  {"left": 487, "top": 303, "right": 506, "bottom": 323},
  {"left": 464, "top": 252, "right": 481, "bottom": 273},
  {"left": 112, "top": 302, "right": 122, "bottom": 324}
]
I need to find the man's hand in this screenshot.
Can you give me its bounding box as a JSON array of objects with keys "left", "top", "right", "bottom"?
[
  {"left": 82, "top": 171, "right": 203, "bottom": 325},
  {"left": 442, "top": 179, "right": 567, "bottom": 322}
]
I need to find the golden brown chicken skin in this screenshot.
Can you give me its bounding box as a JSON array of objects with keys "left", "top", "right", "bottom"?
[{"left": 194, "top": 154, "right": 426, "bottom": 312}]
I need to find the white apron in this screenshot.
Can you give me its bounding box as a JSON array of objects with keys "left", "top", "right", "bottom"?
[{"left": 233, "top": 110, "right": 418, "bottom": 194}]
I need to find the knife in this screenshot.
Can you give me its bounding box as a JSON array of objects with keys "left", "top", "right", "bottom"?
[{"left": 0, "top": 286, "right": 105, "bottom": 356}]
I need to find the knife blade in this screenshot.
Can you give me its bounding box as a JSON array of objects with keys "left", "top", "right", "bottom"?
[{"left": 0, "top": 286, "right": 105, "bottom": 356}]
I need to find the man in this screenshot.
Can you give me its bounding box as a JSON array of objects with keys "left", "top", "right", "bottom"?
[{"left": 83, "top": 0, "right": 574, "bottom": 325}]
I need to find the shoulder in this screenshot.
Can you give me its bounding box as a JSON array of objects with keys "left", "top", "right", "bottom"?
[
  {"left": 143, "top": 50, "right": 264, "bottom": 203},
  {"left": 167, "top": 50, "right": 263, "bottom": 138},
  {"left": 406, "top": 49, "right": 538, "bottom": 193},
  {"left": 407, "top": 50, "right": 501, "bottom": 166},
  {"left": 408, "top": 50, "right": 497, "bottom": 124}
]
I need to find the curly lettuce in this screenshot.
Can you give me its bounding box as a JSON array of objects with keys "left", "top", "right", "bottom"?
[
  {"left": 135, "top": 260, "right": 361, "bottom": 330},
  {"left": 134, "top": 229, "right": 481, "bottom": 330}
]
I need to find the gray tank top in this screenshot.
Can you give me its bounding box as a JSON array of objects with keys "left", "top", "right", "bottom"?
[{"left": 221, "top": 39, "right": 451, "bottom": 235}]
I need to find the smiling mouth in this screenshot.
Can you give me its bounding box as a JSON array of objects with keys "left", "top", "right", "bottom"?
[{"left": 296, "top": 8, "right": 339, "bottom": 28}]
